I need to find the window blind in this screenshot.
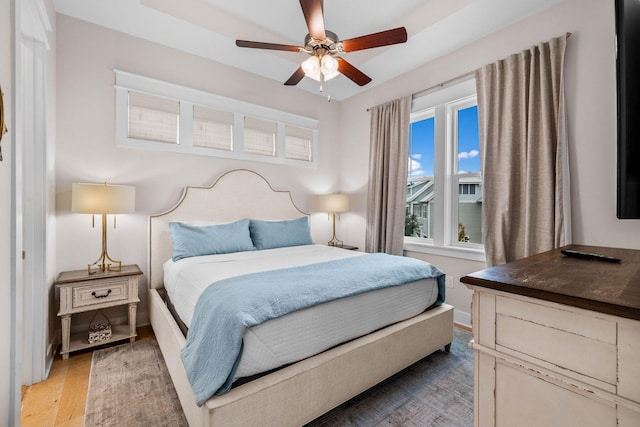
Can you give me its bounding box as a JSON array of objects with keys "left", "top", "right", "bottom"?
[
  {"left": 192, "top": 106, "right": 233, "bottom": 150},
  {"left": 128, "top": 91, "right": 179, "bottom": 144},
  {"left": 244, "top": 117, "right": 276, "bottom": 157},
  {"left": 285, "top": 125, "right": 313, "bottom": 161}
]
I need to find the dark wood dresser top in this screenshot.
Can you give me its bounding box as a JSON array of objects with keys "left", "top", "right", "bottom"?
[{"left": 461, "top": 245, "right": 640, "bottom": 321}]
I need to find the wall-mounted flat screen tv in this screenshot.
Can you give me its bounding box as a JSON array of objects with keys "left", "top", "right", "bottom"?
[{"left": 616, "top": 0, "right": 640, "bottom": 219}]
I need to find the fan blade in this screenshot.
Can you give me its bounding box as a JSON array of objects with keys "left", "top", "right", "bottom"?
[
  {"left": 236, "top": 40, "right": 302, "bottom": 52},
  {"left": 337, "top": 58, "right": 372, "bottom": 86},
  {"left": 299, "top": 0, "right": 326, "bottom": 40},
  {"left": 284, "top": 67, "right": 306, "bottom": 86},
  {"left": 340, "top": 27, "right": 408, "bottom": 52}
]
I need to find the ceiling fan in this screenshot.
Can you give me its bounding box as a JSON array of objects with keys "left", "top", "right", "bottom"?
[{"left": 235, "top": 0, "right": 408, "bottom": 88}]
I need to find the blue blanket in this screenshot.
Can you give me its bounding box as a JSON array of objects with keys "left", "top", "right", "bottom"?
[{"left": 181, "top": 253, "right": 445, "bottom": 405}]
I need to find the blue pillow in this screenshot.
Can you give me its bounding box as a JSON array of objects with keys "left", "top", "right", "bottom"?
[
  {"left": 250, "top": 217, "right": 313, "bottom": 250},
  {"left": 169, "top": 219, "right": 255, "bottom": 261}
]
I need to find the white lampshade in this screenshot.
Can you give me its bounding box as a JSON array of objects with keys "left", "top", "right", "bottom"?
[
  {"left": 320, "top": 55, "right": 339, "bottom": 80},
  {"left": 302, "top": 55, "right": 340, "bottom": 82},
  {"left": 317, "top": 193, "right": 350, "bottom": 213},
  {"left": 301, "top": 56, "right": 320, "bottom": 77},
  {"left": 72, "top": 183, "right": 135, "bottom": 214}
]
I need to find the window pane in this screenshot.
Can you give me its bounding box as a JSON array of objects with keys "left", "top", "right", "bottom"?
[
  {"left": 128, "top": 91, "right": 179, "bottom": 144},
  {"left": 193, "top": 106, "right": 233, "bottom": 150},
  {"left": 406, "top": 116, "right": 435, "bottom": 239},
  {"left": 285, "top": 125, "right": 312, "bottom": 161},
  {"left": 244, "top": 117, "right": 276, "bottom": 157},
  {"left": 456, "top": 105, "right": 482, "bottom": 244},
  {"left": 458, "top": 178, "right": 483, "bottom": 244},
  {"left": 457, "top": 105, "right": 480, "bottom": 173}
]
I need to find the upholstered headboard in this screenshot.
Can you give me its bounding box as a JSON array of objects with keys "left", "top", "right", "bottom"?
[{"left": 148, "top": 169, "right": 308, "bottom": 289}]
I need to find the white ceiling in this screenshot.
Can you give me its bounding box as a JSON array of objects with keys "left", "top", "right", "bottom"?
[{"left": 53, "top": 0, "right": 560, "bottom": 101}]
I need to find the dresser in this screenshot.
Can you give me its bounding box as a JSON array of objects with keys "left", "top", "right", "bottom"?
[
  {"left": 461, "top": 245, "right": 640, "bottom": 427},
  {"left": 56, "top": 264, "right": 142, "bottom": 359}
]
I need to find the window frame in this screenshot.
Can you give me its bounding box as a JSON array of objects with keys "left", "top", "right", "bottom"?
[
  {"left": 448, "top": 95, "right": 483, "bottom": 251},
  {"left": 114, "top": 70, "right": 319, "bottom": 167},
  {"left": 407, "top": 108, "right": 436, "bottom": 243},
  {"left": 404, "top": 78, "right": 485, "bottom": 262}
]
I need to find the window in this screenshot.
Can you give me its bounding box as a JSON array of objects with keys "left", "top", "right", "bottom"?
[
  {"left": 285, "top": 125, "right": 313, "bottom": 161},
  {"left": 192, "top": 106, "right": 233, "bottom": 151},
  {"left": 115, "top": 70, "right": 318, "bottom": 167},
  {"left": 459, "top": 184, "right": 477, "bottom": 195},
  {"left": 405, "top": 79, "right": 483, "bottom": 259},
  {"left": 454, "top": 102, "right": 482, "bottom": 245},
  {"left": 406, "top": 110, "right": 435, "bottom": 239},
  {"left": 128, "top": 91, "right": 179, "bottom": 144},
  {"left": 244, "top": 117, "right": 276, "bottom": 157}
]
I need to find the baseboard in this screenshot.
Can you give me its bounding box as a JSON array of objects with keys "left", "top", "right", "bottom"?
[
  {"left": 454, "top": 309, "right": 471, "bottom": 329},
  {"left": 45, "top": 333, "right": 59, "bottom": 379}
]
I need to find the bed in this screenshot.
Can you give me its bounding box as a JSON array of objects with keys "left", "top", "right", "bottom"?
[{"left": 148, "top": 169, "right": 454, "bottom": 427}]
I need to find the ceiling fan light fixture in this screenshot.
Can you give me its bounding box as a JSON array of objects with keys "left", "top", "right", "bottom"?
[
  {"left": 235, "top": 0, "right": 408, "bottom": 88},
  {"left": 321, "top": 55, "right": 339, "bottom": 76},
  {"left": 301, "top": 55, "right": 339, "bottom": 82},
  {"left": 301, "top": 56, "right": 321, "bottom": 80}
]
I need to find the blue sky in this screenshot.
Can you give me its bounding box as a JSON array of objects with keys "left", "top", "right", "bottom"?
[{"left": 408, "top": 106, "right": 480, "bottom": 178}]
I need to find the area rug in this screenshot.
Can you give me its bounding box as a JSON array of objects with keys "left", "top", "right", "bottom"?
[
  {"left": 306, "top": 328, "right": 474, "bottom": 426},
  {"left": 83, "top": 339, "right": 188, "bottom": 427},
  {"left": 85, "top": 329, "right": 473, "bottom": 427}
]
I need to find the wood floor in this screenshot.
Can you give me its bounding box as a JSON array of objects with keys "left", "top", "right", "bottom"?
[
  {"left": 21, "top": 326, "right": 154, "bottom": 427},
  {"left": 21, "top": 324, "right": 471, "bottom": 426}
]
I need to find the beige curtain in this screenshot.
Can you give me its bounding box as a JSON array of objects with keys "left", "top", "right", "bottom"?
[
  {"left": 476, "top": 34, "right": 571, "bottom": 266},
  {"left": 365, "top": 96, "right": 412, "bottom": 255}
]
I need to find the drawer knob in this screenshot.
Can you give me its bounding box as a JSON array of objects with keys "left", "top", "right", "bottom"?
[{"left": 91, "top": 289, "right": 112, "bottom": 299}]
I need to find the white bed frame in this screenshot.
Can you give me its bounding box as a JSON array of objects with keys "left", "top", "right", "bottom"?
[{"left": 148, "top": 169, "right": 454, "bottom": 427}]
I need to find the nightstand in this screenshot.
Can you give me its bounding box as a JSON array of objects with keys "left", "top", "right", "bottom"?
[{"left": 56, "top": 264, "right": 142, "bottom": 359}]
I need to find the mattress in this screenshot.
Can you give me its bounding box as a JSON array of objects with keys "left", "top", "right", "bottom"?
[{"left": 164, "top": 244, "right": 439, "bottom": 379}]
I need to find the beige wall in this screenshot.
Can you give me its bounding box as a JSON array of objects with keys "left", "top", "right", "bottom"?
[
  {"left": 55, "top": 14, "right": 343, "bottom": 327},
  {"left": 337, "top": 0, "right": 640, "bottom": 321},
  {"left": 1, "top": 0, "right": 13, "bottom": 420}
]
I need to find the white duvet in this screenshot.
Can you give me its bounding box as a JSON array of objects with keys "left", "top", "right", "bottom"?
[{"left": 164, "top": 244, "right": 439, "bottom": 379}]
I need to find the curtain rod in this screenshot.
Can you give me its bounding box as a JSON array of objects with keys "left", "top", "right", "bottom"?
[
  {"left": 367, "top": 31, "right": 572, "bottom": 112},
  {"left": 365, "top": 70, "right": 474, "bottom": 112},
  {"left": 411, "top": 70, "right": 475, "bottom": 99}
]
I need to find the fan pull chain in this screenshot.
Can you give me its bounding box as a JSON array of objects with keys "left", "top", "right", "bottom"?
[{"left": 324, "top": 74, "right": 331, "bottom": 102}]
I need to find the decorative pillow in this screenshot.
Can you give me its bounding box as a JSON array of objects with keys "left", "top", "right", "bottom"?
[
  {"left": 249, "top": 217, "right": 313, "bottom": 250},
  {"left": 169, "top": 219, "right": 254, "bottom": 261}
]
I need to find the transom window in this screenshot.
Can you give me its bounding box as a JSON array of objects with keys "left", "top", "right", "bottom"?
[{"left": 115, "top": 70, "right": 318, "bottom": 167}]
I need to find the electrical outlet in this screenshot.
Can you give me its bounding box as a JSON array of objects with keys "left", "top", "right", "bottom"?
[{"left": 446, "top": 277, "right": 454, "bottom": 289}]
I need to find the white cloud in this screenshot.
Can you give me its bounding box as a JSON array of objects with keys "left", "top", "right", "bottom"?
[
  {"left": 408, "top": 157, "right": 422, "bottom": 172},
  {"left": 408, "top": 157, "right": 424, "bottom": 177},
  {"left": 411, "top": 153, "right": 422, "bottom": 160},
  {"left": 458, "top": 149, "right": 479, "bottom": 160}
]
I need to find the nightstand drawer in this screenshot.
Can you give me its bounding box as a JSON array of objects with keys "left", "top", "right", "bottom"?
[{"left": 72, "top": 279, "right": 129, "bottom": 309}]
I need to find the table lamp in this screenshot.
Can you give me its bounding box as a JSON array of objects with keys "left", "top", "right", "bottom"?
[
  {"left": 72, "top": 182, "right": 135, "bottom": 274},
  {"left": 317, "top": 193, "right": 350, "bottom": 247}
]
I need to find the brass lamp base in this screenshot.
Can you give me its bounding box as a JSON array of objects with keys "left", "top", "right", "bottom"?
[
  {"left": 327, "top": 212, "right": 344, "bottom": 248},
  {"left": 327, "top": 238, "right": 344, "bottom": 248},
  {"left": 87, "top": 213, "right": 123, "bottom": 275},
  {"left": 87, "top": 256, "right": 122, "bottom": 275}
]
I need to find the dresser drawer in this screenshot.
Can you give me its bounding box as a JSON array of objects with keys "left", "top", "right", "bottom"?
[
  {"left": 618, "top": 320, "right": 640, "bottom": 403},
  {"left": 495, "top": 295, "right": 617, "bottom": 387},
  {"left": 72, "top": 278, "right": 129, "bottom": 309}
]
